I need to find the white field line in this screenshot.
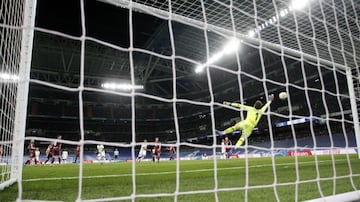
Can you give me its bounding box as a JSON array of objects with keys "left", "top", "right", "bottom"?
[{"left": 23, "top": 159, "right": 350, "bottom": 182}]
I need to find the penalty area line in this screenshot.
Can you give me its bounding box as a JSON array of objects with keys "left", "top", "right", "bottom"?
[{"left": 22, "top": 158, "right": 347, "bottom": 182}]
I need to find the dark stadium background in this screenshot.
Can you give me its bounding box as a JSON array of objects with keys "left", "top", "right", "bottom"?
[{"left": 26, "top": 0, "right": 354, "bottom": 152}]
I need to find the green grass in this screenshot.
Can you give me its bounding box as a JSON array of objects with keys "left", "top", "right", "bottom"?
[{"left": 1, "top": 155, "right": 360, "bottom": 201}]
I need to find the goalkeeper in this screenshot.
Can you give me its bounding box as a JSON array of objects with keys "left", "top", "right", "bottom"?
[{"left": 220, "top": 94, "right": 274, "bottom": 147}]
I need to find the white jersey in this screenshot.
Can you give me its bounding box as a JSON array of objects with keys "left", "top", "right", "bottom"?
[
  {"left": 138, "top": 143, "right": 147, "bottom": 156},
  {"left": 62, "top": 151, "right": 68, "bottom": 160},
  {"left": 97, "top": 144, "right": 104, "bottom": 152},
  {"left": 35, "top": 150, "right": 40, "bottom": 161},
  {"left": 221, "top": 142, "right": 226, "bottom": 153},
  {"left": 97, "top": 144, "right": 106, "bottom": 160}
]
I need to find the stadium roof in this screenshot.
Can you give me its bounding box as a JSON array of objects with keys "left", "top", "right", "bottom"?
[{"left": 26, "top": 0, "right": 357, "bottom": 142}]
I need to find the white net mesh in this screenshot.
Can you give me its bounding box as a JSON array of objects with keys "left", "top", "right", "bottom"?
[
  {"left": 0, "top": 0, "right": 25, "bottom": 190},
  {"left": 1, "top": 0, "right": 360, "bottom": 201},
  {"left": 110, "top": 0, "right": 359, "bottom": 68}
]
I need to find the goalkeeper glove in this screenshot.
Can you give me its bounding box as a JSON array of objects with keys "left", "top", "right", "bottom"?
[
  {"left": 268, "top": 94, "right": 274, "bottom": 101},
  {"left": 223, "top": 101, "right": 231, "bottom": 106}
]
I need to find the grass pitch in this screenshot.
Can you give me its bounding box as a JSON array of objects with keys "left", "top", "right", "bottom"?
[{"left": 1, "top": 155, "right": 360, "bottom": 201}]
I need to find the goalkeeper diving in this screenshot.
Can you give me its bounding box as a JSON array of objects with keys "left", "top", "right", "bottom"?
[{"left": 219, "top": 94, "right": 274, "bottom": 147}]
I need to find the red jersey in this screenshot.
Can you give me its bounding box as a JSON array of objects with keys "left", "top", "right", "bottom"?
[
  {"left": 46, "top": 144, "right": 54, "bottom": 157},
  {"left": 53, "top": 142, "right": 61, "bottom": 156},
  {"left": 76, "top": 145, "right": 80, "bottom": 156},
  {"left": 28, "top": 143, "right": 36, "bottom": 158},
  {"left": 224, "top": 140, "right": 232, "bottom": 153},
  {"left": 168, "top": 146, "right": 175, "bottom": 155},
  {"left": 154, "top": 141, "right": 161, "bottom": 154}
]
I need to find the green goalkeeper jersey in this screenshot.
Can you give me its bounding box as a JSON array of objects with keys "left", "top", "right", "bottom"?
[{"left": 230, "top": 101, "right": 271, "bottom": 126}]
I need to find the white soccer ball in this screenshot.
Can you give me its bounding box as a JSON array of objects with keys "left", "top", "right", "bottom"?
[{"left": 279, "top": 92, "right": 288, "bottom": 100}]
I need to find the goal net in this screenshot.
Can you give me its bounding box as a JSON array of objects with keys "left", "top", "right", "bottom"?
[
  {"left": 1, "top": 0, "right": 360, "bottom": 201},
  {"left": 0, "top": 0, "right": 35, "bottom": 191}
]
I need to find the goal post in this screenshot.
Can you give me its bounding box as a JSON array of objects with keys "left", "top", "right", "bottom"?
[
  {"left": 0, "top": 0, "right": 37, "bottom": 191},
  {"left": 305, "top": 190, "right": 360, "bottom": 202},
  {"left": 346, "top": 66, "right": 360, "bottom": 159}
]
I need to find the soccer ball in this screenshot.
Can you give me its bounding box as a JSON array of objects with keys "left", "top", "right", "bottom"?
[{"left": 279, "top": 92, "right": 288, "bottom": 100}]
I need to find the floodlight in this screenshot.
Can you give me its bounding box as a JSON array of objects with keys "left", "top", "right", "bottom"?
[
  {"left": 272, "top": 16, "right": 277, "bottom": 22},
  {"left": 195, "top": 38, "right": 240, "bottom": 74},
  {"left": 0, "top": 72, "right": 19, "bottom": 82},
  {"left": 248, "top": 30, "right": 256, "bottom": 37},
  {"left": 208, "top": 52, "right": 224, "bottom": 64},
  {"left": 280, "top": 9, "right": 287, "bottom": 17},
  {"left": 222, "top": 38, "right": 240, "bottom": 54},
  {"left": 195, "top": 65, "right": 205, "bottom": 73},
  {"left": 101, "top": 82, "right": 144, "bottom": 91},
  {"left": 291, "top": 0, "right": 310, "bottom": 10}
]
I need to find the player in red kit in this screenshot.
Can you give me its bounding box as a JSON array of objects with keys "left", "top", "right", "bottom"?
[
  {"left": 0, "top": 145, "right": 3, "bottom": 162},
  {"left": 168, "top": 146, "right": 176, "bottom": 160},
  {"left": 52, "top": 135, "right": 62, "bottom": 164},
  {"left": 224, "top": 137, "right": 232, "bottom": 159},
  {"left": 25, "top": 139, "right": 37, "bottom": 165},
  {"left": 44, "top": 142, "right": 54, "bottom": 165},
  {"left": 73, "top": 145, "right": 80, "bottom": 163},
  {"left": 152, "top": 137, "right": 161, "bottom": 163}
]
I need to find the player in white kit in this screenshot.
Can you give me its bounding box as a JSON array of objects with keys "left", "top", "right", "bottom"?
[{"left": 137, "top": 139, "right": 148, "bottom": 162}]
